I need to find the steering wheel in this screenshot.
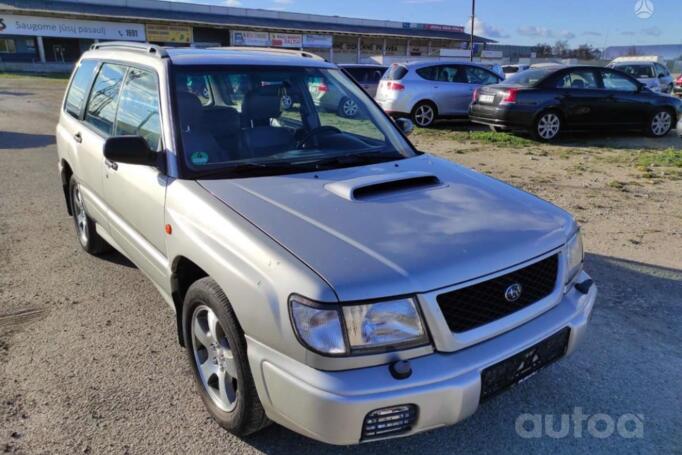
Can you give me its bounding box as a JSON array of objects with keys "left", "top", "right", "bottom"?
[{"left": 297, "top": 126, "right": 342, "bottom": 149}]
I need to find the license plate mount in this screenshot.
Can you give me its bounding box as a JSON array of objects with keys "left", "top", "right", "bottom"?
[
  {"left": 479, "top": 94, "right": 495, "bottom": 104},
  {"left": 480, "top": 328, "right": 570, "bottom": 402}
]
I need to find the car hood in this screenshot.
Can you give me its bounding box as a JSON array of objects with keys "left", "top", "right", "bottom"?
[{"left": 200, "top": 155, "right": 575, "bottom": 301}]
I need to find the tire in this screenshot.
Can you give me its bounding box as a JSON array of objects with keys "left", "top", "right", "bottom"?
[
  {"left": 182, "top": 277, "right": 270, "bottom": 437},
  {"left": 646, "top": 109, "right": 673, "bottom": 137},
  {"left": 411, "top": 101, "right": 437, "bottom": 128},
  {"left": 280, "top": 94, "right": 293, "bottom": 110},
  {"left": 337, "top": 97, "right": 359, "bottom": 118},
  {"left": 69, "top": 176, "right": 109, "bottom": 255},
  {"left": 532, "top": 110, "right": 561, "bottom": 141}
]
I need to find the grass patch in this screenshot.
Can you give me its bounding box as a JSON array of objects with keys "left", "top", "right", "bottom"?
[
  {"left": 0, "top": 71, "right": 69, "bottom": 80},
  {"left": 636, "top": 148, "right": 682, "bottom": 170},
  {"left": 597, "top": 148, "right": 682, "bottom": 180},
  {"left": 413, "top": 128, "right": 533, "bottom": 148}
]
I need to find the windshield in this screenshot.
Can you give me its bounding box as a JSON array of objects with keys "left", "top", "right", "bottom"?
[
  {"left": 612, "top": 64, "right": 655, "bottom": 79},
  {"left": 174, "top": 66, "right": 415, "bottom": 178},
  {"left": 500, "top": 69, "right": 551, "bottom": 86}
]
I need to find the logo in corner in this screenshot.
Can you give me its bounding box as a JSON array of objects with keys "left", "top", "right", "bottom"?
[
  {"left": 634, "top": 0, "right": 654, "bottom": 19},
  {"left": 504, "top": 283, "right": 523, "bottom": 303},
  {"left": 0, "top": 18, "right": 6, "bottom": 32}
]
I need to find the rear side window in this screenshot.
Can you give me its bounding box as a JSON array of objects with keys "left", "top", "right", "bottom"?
[
  {"left": 345, "top": 67, "right": 367, "bottom": 82},
  {"left": 64, "top": 60, "right": 98, "bottom": 118},
  {"left": 416, "top": 66, "right": 437, "bottom": 81},
  {"left": 84, "top": 63, "right": 127, "bottom": 136},
  {"left": 384, "top": 64, "right": 408, "bottom": 81},
  {"left": 115, "top": 68, "right": 162, "bottom": 151}
]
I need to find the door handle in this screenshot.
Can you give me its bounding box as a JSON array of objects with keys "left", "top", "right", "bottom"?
[
  {"left": 73, "top": 132, "right": 82, "bottom": 143},
  {"left": 104, "top": 159, "right": 118, "bottom": 171}
]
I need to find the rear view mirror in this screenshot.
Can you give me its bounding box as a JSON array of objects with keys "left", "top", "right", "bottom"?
[
  {"left": 103, "top": 136, "right": 159, "bottom": 168},
  {"left": 395, "top": 118, "right": 414, "bottom": 136}
]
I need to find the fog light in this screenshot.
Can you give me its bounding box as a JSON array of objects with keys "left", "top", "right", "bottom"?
[{"left": 362, "top": 404, "right": 418, "bottom": 440}]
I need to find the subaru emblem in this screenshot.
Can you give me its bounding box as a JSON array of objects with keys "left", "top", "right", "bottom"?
[{"left": 504, "top": 283, "right": 523, "bottom": 302}]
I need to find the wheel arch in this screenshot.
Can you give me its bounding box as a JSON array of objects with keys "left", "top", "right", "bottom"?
[
  {"left": 60, "top": 159, "right": 74, "bottom": 216},
  {"left": 171, "top": 255, "right": 209, "bottom": 346},
  {"left": 413, "top": 99, "right": 439, "bottom": 116}
]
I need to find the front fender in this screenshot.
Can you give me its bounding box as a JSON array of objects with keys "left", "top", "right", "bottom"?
[{"left": 164, "top": 178, "right": 337, "bottom": 363}]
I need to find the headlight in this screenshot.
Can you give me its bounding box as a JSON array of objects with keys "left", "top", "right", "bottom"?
[
  {"left": 289, "top": 295, "right": 428, "bottom": 356},
  {"left": 342, "top": 298, "right": 427, "bottom": 351},
  {"left": 565, "top": 230, "right": 584, "bottom": 284}
]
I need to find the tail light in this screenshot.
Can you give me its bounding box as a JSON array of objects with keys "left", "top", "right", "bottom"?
[
  {"left": 676, "top": 75, "right": 682, "bottom": 86},
  {"left": 472, "top": 87, "right": 480, "bottom": 102},
  {"left": 500, "top": 88, "right": 519, "bottom": 105},
  {"left": 318, "top": 83, "right": 328, "bottom": 93},
  {"left": 386, "top": 81, "right": 405, "bottom": 91}
]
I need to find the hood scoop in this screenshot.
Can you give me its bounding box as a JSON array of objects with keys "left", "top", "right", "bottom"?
[{"left": 325, "top": 171, "right": 442, "bottom": 201}]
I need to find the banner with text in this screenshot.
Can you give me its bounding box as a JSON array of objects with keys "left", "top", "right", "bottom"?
[
  {"left": 0, "top": 14, "right": 145, "bottom": 41},
  {"left": 146, "top": 24, "right": 192, "bottom": 43},
  {"left": 231, "top": 30, "right": 269, "bottom": 47},
  {"left": 302, "top": 34, "right": 332, "bottom": 49},
  {"left": 270, "top": 33, "right": 302, "bottom": 48}
]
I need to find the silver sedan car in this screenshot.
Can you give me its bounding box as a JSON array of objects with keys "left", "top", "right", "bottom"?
[{"left": 375, "top": 61, "right": 502, "bottom": 127}]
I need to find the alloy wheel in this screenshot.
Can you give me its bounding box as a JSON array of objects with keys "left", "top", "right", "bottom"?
[
  {"left": 72, "top": 183, "right": 89, "bottom": 246},
  {"left": 191, "top": 305, "right": 238, "bottom": 412},
  {"left": 280, "top": 95, "right": 293, "bottom": 110},
  {"left": 414, "top": 104, "right": 434, "bottom": 127},
  {"left": 537, "top": 113, "right": 560, "bottom": 140},
  {"left": 651, "top": 111, "right": 672, "bottom": 136},
  {"left": 342, "top": 99, "right": 358, "bottom": 117}
]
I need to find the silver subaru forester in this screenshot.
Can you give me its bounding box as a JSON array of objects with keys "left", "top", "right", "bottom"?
[{"left": 56, "top": 42, "right": 596, "bottom": 445}]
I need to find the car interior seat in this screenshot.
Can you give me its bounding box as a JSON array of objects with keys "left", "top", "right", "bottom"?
[
  {"left": 240, "top": 86, "right": 296, "bottom": 158},
  {"left": 176, "top": 91, "right": 230, "bottom": 165}
]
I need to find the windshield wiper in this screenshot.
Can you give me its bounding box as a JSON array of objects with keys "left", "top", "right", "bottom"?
[
  {"left": 293, "top": 151, "right": 405, "bottom": 170},
  {"left": 191, "top": 161, "right": 296, "bottom": 179}
]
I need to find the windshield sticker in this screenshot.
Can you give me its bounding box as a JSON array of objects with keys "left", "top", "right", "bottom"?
[{"left": 190, "top": 151, "right": 209, "bottom": 165}]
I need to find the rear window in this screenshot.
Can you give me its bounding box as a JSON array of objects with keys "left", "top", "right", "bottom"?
[
  {"left": 64, "top": 60, "right": 98, "bottom": 118},
  {"left": 383, "top": 64, "right": 408, "bottom": 81},
  {"left": 613, "top": 64, "right": 655, "bottom": 79},
  {"left": 501, "top": 69, "right": 552, "bottom": 86}
]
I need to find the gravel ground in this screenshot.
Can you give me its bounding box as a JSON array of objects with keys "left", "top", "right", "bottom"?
[{"left": 1, "top": 75, "right": 681, "bottom": 454}]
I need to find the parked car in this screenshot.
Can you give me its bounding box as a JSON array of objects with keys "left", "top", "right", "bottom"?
[
  {"left": 673, "top": 74, "right": 682, "bottom": 97},
  {"left": 470, "top": 65, "right": 682, "bottom": 141},
  {"left": 375, "top": 61, "right": 502, "bottom": 127},
  {"left": 280, "top": 74, "right": 361, "bottom": 118},
  {"left": 57, "top": 42, "right": 596, "bottom": 445},
  {"left": 607, "top": 61, "right": 673, "bottom": 94},
  {"left": 502, "top": 64, "right": 530, "bottom": 79},
  {"left": 339, "top": 63, "right": 387, "bottom": 97}
]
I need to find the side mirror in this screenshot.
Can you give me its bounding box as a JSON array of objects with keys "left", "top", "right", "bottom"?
[
  {"left": 103, "top": 136, "right": 159, "bottom": 168},
  {"left": 395, "top": 117, "right": 414, "bottom": 136},
  {"left": 658, "top": 73, "right": 666, "bottom": 79}
]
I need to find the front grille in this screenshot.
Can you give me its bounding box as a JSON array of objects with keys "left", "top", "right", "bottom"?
[{"left": 437, "top": 254, "right": 559, "bottom": 333}]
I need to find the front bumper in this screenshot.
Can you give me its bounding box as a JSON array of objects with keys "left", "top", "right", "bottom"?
[{"left": 247, "top": 271, "right": 597, "bottom": 445}]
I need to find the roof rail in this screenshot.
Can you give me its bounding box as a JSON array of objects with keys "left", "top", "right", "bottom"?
[
  {"left": 211, "top": 46, "right": 325, "bottom": 61},
  {"left": 90, "top": 41, "right": 168, "bottom": 58}
]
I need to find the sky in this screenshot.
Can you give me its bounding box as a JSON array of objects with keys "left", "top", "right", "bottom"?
[{"left": 168, "top": 0, "right": 682, "bottom": 48}]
